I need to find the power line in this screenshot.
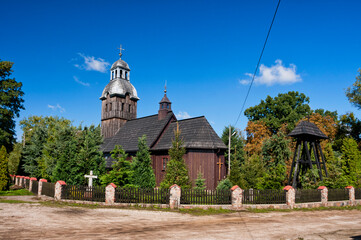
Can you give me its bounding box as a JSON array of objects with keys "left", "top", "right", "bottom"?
[{"left": 234, "top": 0, "right": 281, "bottom": 127}]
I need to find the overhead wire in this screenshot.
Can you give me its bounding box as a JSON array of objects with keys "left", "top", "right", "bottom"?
[{"left": 233, "top": 0, "right": 281, "bottom": 127}]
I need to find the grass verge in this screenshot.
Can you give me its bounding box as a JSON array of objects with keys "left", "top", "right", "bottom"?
[
  {"left": 0, "top": 189, "right": 34, "bottom": 196},
  {"left": 246, "top": 205, "right": 361, "bottom": 213},
  {"left": 0, "top": 199, "right": 34, "bottom": 204}
]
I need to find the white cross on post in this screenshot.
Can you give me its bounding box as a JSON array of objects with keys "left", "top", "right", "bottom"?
[{"left": 84, "top": 170, "right": 98, "bottom": 187}]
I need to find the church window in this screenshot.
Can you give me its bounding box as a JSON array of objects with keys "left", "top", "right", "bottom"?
[
  {"left": 105, "top": 104, "right": 108, "bottom": 112},
  {"left": 162, "top": 158, "right": 168, "bottom": 171},
  {"left": 120, "top": 70, "right": 123, "bottom": 78},
  {"left": 115, "top": 70, "right": 117, "bottom": 78},
  {"left": 128, "top": 104, "right": 131, "bottom": 112},
  {"left": 125, "top": 71, "right": 128, "bottom": 79},
  {"left": 166, "top": 104, "right": 169, "bottom": 109},
  {"left": 121, "top": 103, "right": 124, "bottom": 111},
  {"left": 109, "top": 103, "right": 112, "bottom": 111}
]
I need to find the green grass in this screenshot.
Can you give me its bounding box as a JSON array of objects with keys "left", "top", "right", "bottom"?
[
  {"left": 246, "top": 205, "right": 361, "bottom": 213},
  {"left": 0, "top": 199, "right": 34, "bottom": 204},
  {"left": 0, "top": 189, "right": 34, "bottom": 196},
  {"left": 178, "top": 207, "right": 235, "bottom": 215}
]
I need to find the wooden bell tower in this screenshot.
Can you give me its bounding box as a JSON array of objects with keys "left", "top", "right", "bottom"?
[{"left": 288, "top": 120, "right": 329, "bottom": 188}]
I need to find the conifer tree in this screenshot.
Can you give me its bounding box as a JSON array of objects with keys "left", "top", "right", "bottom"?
[
  {"left": 8, "top": 142, "right": 22, "bottom": 175},
  {"left": 100, "top": 145, "right": 133, "bottom": 187},
  {"left": 0, "top": 146, "right": 9, "bottom": 190},
  {"left": 160, "top": 123, "right": 191, "bottom": 189},
  {"left": 131, "top": 135, "right": 156, "bottom": 188},
  {"left": 194, "top": 171, "right": 206, "bottom": 191}
]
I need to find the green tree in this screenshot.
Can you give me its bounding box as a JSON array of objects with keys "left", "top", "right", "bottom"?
[
  {"left": 221, "top": 125, "right": 245, "bottom": 172},
  {"left": 0, "top": 146, "right": 9, "bottom": 190},
  {"left": 194, "top": 171, "right": 206, "bottom": 191},
  {"left": 239, "top": 154, "right": 266, "bottom": 189},
  {"left": 341, "top": 138, "right": 361, "bottom": 187},
  {"left": 131, "top": 135, "right": 156, "bottom": 188},
  {"left": 216, "top": 178, "right": 233, "bottom": 190},
  {"left": 322, "top": 143, "right": 348, "bottom": 188},
  {"left": 160, "top": 124, "right": 191, "bottom": 189},
  {"left": 334, "top": 112, "right": 361, "bottom": 151},
  {"left": 0, "top": 60, "right": 25, "bottom": 152},
  {"left": 100, "top": 145, "right": 133, "bottom": 187},
  {"left": 8, "top": 142, "right": 22, "bottom": 175},
  {"left": 244, "top": 91, "right": 311, "bottom": 134},
  {"left": 346, "top": 69, "right": 361, "bottom": 109}
]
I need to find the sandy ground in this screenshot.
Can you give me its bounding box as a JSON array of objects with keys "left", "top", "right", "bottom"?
[{"left": 1, "top": 196, "right": 361, "bottom": 240}]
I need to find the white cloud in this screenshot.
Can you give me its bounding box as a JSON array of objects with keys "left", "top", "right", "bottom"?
[
  {"left": 240, "top": 59, "right": 301, "bottom": 86},
  {"left": 48, "top": 104, "right": 65, "bottom": 113},
  {"left": 176, "top": 111, "right": 191, "bottom": 120},
  {"left": 73, "top": 76, "right": 90, "bottom": 87},
  {"left": 75, "top": 53, "right": 110, "bottom": 73}
]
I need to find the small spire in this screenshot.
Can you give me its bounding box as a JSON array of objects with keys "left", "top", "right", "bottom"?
[
  {"left": 118, "top": 44, "right": 125, "bottom": 58},
  {"left": 164, "top": 80, "right": 167, "bottom": 94}
]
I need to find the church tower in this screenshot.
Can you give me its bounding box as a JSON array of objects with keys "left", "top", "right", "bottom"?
[
  {"left": 158, "top": 87, "right": 172, "bottom": 120},
  {"left": 100, "top": 46, "right": 139, "bottom": 138}
]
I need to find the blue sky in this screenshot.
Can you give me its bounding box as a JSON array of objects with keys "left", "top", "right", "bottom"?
[{"left": 1, "top": 0, "right": 361, "bottom": 140}]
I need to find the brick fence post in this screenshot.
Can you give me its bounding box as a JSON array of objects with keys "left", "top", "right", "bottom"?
[
  {"left": 169, "top": 184, "right": 181, "bottom": 209},
  {"left": 105, "top": 183, "right": 117, "bottom": 205},
  {"left": 346, "top": 186, "right": 355, "bottom": 206},
  {"left": 283, "top": 185, "right": 295, "bottom": 209},
  {"left": 15, "top": 176, "right": 19, "bottom": 186},
  {"left": 29, "top": 177, "right": 37, "bottom": 192},
  {"left": 318, "top": 186, "right": 328, "bottom": 206},
  {"left": 55, "top": 181, "right": 66, "bottom": 200},
  {"left": 231, "top": 185, "right": 243, "bottom": 210},
  {"left": 38, "top": 179, "right": 47, "bottom": 196},
  {"left": 19, "top": 176, "right": 24, "bottom": 187}
]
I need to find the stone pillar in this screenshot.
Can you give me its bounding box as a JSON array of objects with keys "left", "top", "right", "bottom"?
[
  {"left": 169, "top": 184, "right": 181, "bottom": 209},
  {"left": 19, "top": 176, "right": 24, "bottom": 187},
  {"left": 15, "top": 176, "right": 19, "bottom": 186},
  {"left": 231, "top": 185, "right": 243, "bottom": 210},
  {"left": 283, "top": 185, "right": 295, "bottom": 208},
  {"left": 38, "top": 179, "right": 47, "bottom": 196},
  {"left": 346, "top": 186, "right": 355, "bottom": 206},
  {"left": 29, "top": 177, "right": 37, "bottom": 192},
  {"left": 55, "top": 181, "right": 66, "bottom": 200},
  {"left": 318, "top": 186, "right": 328, "bottom": 206},
  {"left": 105, "top": 183, "right": 117, "bottom": 205}
]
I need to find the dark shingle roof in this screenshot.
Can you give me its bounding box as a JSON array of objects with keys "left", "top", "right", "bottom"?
[
  {"left": 101, "top": 112, "right": 174, "bottom": 152},
  {"left": 288, "top": 121, "right": 328, "bottom": 139},
  {"left": 152, "top": 116, "right": 227, "bottom": 150}
]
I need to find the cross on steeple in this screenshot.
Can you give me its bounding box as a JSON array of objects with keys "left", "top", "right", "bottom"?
[{"left": 118, "top": 44, "right": 125, "bottom": 58}]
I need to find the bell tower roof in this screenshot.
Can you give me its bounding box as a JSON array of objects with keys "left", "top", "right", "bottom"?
[{"left": 158, "top": 86, "right": 172, "bottom": 120}]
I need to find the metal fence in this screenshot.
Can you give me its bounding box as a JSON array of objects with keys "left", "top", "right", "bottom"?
[
  {"left": 31, "top": 180, "right": 39, "bottom": 195},
  {"left": 180, "top": 189, "right": 231, "bottom": 205},
  {"left": 328, "top": 189, "right": 349, "bottom": 201},
  {"left": 295, "top": 189, "right": 321, "bottom": 203},
  {"left": 25, "top": 179, "right": 30, "bottom": 189},
  {"left": 42, "top": 182, "right": 55, "bottom": 197},
  {"left": 243, "top": 189, "right": 286, "bottom": 204},
  {"left": 62, "top": 185, "right": 106, "bottom": 202},
  {"left": 115, "top": 188, "right": 170, "bottom": 204},
  {"left": 355, "top": 188, "right": 361, "bottom": 200}
]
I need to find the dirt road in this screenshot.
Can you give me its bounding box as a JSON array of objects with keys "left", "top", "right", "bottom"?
[{"left": 1, "top": 196, "right": 361, "bottom": 240}]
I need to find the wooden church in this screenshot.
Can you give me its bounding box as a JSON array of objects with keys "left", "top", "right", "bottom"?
[{"left": 100, "top": 49, "right": 227, "bottom": 189}]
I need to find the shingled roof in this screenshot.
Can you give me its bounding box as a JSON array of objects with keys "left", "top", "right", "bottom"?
[
  {"left": 288, "top": 121, "right": 328, "bottom": 139},
  {"left": 152, "top": 116, "right": 227, "bottom": 150},
  {"left": 101, "top": 111, "right": 174, "bottom": 152}
]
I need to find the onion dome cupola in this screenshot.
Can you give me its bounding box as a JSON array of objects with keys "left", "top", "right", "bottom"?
[
  {"left": 158, "top": 86, "right": 172, "bottom": 120},
  {"left": 100, "top": 46, "right": 140, "bottom": 138}
]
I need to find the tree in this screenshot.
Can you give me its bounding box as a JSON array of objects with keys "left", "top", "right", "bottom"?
[
  {"left": 160, "top": 123, "right": 191, "bottom": 189},
  {"left": 0, "top": 60, "right": 25, "bottom": 152},
  {"left": 216, "top": 178, "right": 233, "bottom": 190},
  {"left": 244, "top": 120, "right": 271, "bottom": 155},
  {"left": 100, "top": 145, "right": 133, "bottom": 187},
  {"left": 239, "top": 154, "right": 266, "bottom": 189},
  {"left": 194, "top": 171, "right": 206, "bottom": 191},
  {"left": 244, "top": 91, "right": 311, "bottom": 134},
  {"left": 131, "top": 135, "right": 156, "bottom": 188},
  {"left": 346, "top": 69, "right": 361, "bottom": 109},
  {"left": 334, "top": 112, "right": 361, "bottom": 151},
  {"left": 340, "top": 138, "right": 361, "bottom": 187},
  {"left": 8, "top": 142, "right": 22, "bottom": 175},
  {"left": 221, "top": 125, "right": 245, "bottom": 172},
  {"left": 0, "top": 146, "right": 9, "bottom": 190}
]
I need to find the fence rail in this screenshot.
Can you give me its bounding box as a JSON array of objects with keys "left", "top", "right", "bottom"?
[
  {"left": 180, "top": 189, "right": 231, "bottom": 205},
  {"left": 115, "top": 188, "right": 170, "bottom": 204},
  {"left": 328, "top": 189, "right": 349, "bottom": 201},
  {"left": 42, "top": 182, "right": 55, "bottom": 197},
  {"left": 243, "top": 189, "right": 286, "bottom": 204},
  {"left": 62, "top": 185, "right": 105, "bottom": 202},
  {"left": 355, "top": 188, "right": 361, "bottom": 200},
  {"left": 31, "top": 180, "right": 39, "bottom": 195},
  {"left": 295, "top": 189, "right": 321, "bottom": 203}
]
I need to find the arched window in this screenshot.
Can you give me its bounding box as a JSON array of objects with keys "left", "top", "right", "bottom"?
[
  {"left": 105, "top": 104, "right": 108, "bottom": 112},
  {"left": 128, "top": 104, "right": 131, "bottom": 112},
  {"left": 120, "top": 70, "right": 123, "bottom": 78},
  {"left": 125, "top": 72, "right": 128, "bottom": 80},
  {"left": 109, "top": 103, "right": 112, "bottom": 111}
]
